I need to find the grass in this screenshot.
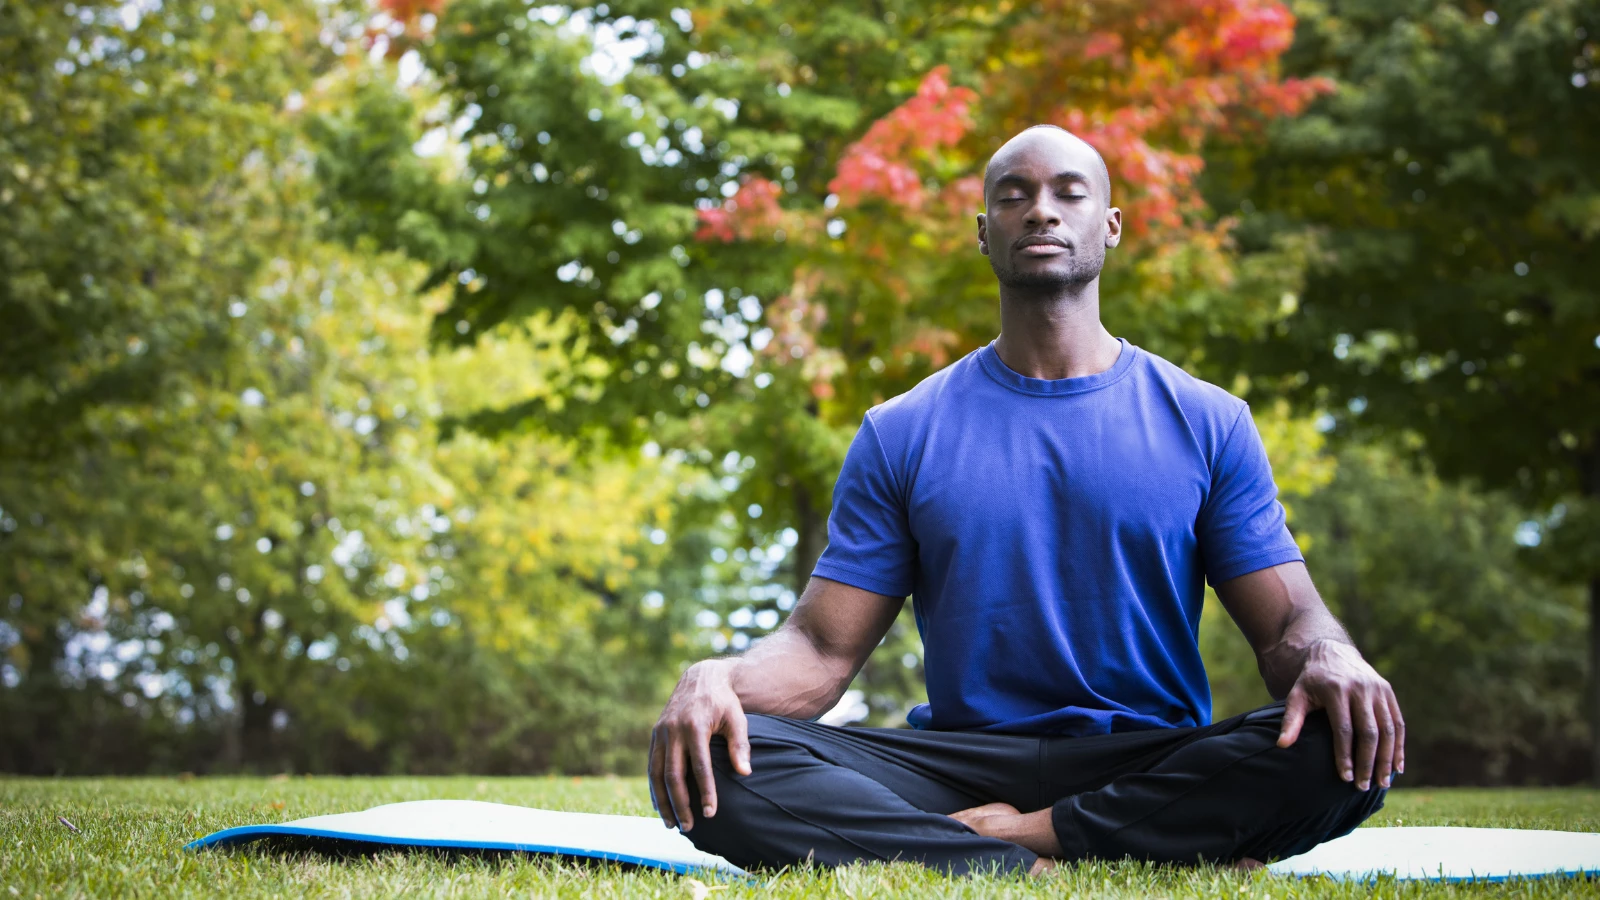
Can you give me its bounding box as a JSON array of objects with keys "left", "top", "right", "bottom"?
[{"left": 2, "top": 777, "right": 1597, "bottom": 898}]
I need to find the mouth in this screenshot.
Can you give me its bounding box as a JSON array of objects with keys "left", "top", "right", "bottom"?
[{"left": 1014, "top": 235, "right": 1070, "bottom": 257}]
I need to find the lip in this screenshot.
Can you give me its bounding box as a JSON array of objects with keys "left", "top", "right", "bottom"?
[{"left": 1014, "top": 235, "right": 1070, "bottom": 256}]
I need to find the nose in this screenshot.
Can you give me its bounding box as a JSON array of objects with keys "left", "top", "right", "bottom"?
[{"left": 1024, "top": 193, "right": 1062, "bottom": 229}]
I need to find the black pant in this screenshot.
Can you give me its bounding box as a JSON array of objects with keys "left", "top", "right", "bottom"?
[{"left": 677, "top": 702, "right": 1386, "bottom": 875}]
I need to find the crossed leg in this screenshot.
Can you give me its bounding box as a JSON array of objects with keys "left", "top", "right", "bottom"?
[
  {"left": 678, "top": 714, "right": 1041, "bottom": 875},
  {"left": 677, "top": 703, "right": 1385, "bottom": 875}
]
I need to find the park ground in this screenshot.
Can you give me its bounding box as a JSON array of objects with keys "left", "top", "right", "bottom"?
[{"left": 1, "top": 777, "right": 1597, "bottom": 898}]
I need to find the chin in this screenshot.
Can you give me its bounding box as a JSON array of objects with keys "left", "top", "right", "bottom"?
[{"left": 998, "top": 266, "right": 1097, "bottom": 291}]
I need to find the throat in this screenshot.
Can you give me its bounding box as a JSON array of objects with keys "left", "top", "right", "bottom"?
[{"left": 993, "top": 322, "right": 1121, "bottom": 381}]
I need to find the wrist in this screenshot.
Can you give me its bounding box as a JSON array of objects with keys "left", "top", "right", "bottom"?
[
  {"left": 1002, "top": 809, "right": 1064, "bottom": 857},
  {"left": 690, "top": 657, "right": 738, "bottom": 687},
  {"left": 1302, "top": 636, "right": 1360, "bottom": 666},
  {"left": 688, "top": 656, "right": 736, "bottom": 675}
]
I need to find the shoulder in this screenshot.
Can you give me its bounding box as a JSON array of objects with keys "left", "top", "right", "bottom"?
[
  {"left": 1130, "top": 345, "right": 1248, "bottom": 430},
  {"left": 1126, "top": 346, "right": 1254, "bottom": 472}
]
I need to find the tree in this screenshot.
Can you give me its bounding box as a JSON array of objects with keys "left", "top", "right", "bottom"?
[
  {"left": 0, "top": 2, "right": 688, "bottom": 774},
  {"left": 1207, "top": 0, "right": 1600, "bottom": 775},
  {"left": 0, "top": 0, "right": 369, "bottom": 770}
]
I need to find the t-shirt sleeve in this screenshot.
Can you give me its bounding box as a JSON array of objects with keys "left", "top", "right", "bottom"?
[
  {"left": 1197, "top": 405, "right": 1305, "bottom": 585},
  {"left": 810, "top": 412, "right": 917, "bottom": 598}
]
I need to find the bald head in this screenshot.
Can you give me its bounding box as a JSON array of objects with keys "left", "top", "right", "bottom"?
[
  {"left": 975, "top": 125, "right": 1123, "bottom": 293},
  {"left": 983, "top": 125, "right": 1112, "bottom": 206}
]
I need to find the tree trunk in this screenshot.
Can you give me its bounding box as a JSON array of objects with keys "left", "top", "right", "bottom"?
[
  {"left": 792, "top": 481, "right": 828, "bottom": 597},
  {"left": 1584, "top": 447, "right": 1600, "bottom": 786},
  {"left": 1591, "top": 575, "right": 1599, "bottom": 786},
  {"left": 1329, "top": 513, "right": 1371, "bottom": 653},
  {"left": 236, "top": 677, "right": 276, "bottom": 773}
]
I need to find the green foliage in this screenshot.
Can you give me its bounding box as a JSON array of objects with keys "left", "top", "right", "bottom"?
[
  {"left": 0, "top": 0, "right": 342, "bottom": 458},
  {"left": 1209, "top": 0, "right": 1600, "bottom": 560},
  {"left": 4, "top": 778, "right": 1600, "bottom": 897},
  {"left": 0, "top": 2, "right": 688, "bottom": 775}
]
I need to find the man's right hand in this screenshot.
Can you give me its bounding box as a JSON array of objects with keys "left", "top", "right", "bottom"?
[{"left": 648, "top": 659, "right": 752, "bottom": 831}]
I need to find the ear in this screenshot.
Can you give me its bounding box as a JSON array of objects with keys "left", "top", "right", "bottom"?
[
  {"left": 976, "top": 213, "right": 989, "bottom": 256},
  {"left": 1104, "top": 207, "right": 1123, "bottom": 249}
]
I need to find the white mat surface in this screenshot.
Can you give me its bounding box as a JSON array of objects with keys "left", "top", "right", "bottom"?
[
  {"left": 1269, "top": 825, "right": 1600, "bottom": 881},
  {"left": 189, "top": 800, "right": 1600, "bottom": 881},
  {"left": 186, "top": 800, "right": 744, "bottom": 875}
]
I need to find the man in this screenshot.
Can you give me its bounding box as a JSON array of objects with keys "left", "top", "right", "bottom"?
[{"left": 648, "top": 126, "right": 1402, "bottom": 876}]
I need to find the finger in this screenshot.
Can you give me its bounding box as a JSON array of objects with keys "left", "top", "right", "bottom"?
[
  {"left": 648, "top": 730, "right": 677, "bottom": 828},
  {"left": 665, "top": 733, "right": 696, "bottom": 832},
  {"left": 688, "top": 725, "right": 719, "bottom": 820},
  {"left": 726, "top": 709, "right": 752, "bottom": 776},
  {"left": 1351, "top": 690, "right": 1380, "bottom": 791},
  {"left": 1277, "top": 687, "right": 1310, "bottom": 748},
  {"left": 1326, "top": 690, "right": 1355, "bottom": 784},
  {"left": 1373, "top": 699, "right": 1395, "bottom": 789},
  {"left": 1389, "top": 691, "right": 1406, "bottom": 777}
]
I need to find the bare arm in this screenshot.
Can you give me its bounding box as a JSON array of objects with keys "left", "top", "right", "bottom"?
[
  {"left": 725, "top": 576, "right": 905, "bottom": 718},
  {"left": 648, "top": 576, "right": 903, "bottom": 830},
  {"left": 1214, "top": 561, "right": 1404, "bottom": 791}
]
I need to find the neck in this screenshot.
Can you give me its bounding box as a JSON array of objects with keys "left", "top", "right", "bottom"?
[{"left": 994, "top": 278, "right": 1120, "bottom": 380}]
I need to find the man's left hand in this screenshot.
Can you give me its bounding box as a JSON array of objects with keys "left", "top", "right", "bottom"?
[{"left": 1276, "top": 639, "right": 1404, "bottom": 791}]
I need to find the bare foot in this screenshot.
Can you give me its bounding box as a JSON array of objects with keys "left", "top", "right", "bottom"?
[
  {"left": 950, "top": 801, "right": 1022, "bottom": 835},
  {"left": 951, "top": 802, "right": 1063, "bottom": 876},
  {"left": 1231, "top": 857, "right": 1264, "bottom": 871}
]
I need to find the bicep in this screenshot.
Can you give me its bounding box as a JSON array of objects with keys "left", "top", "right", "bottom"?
[
  {"left": 1212, "top": 561, "right": 1321, "bottom": 654},
  {"left": 1196, "top": 407, "right": 1303, "bottom": 585},
  {"left": 786, "top": 576, "right": 905, "bottom": 672}
]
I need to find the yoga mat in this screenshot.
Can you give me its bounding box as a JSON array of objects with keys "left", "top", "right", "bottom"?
[
  {"left": 189, "top": 800, "right": 1600, "bottom": 881},
  {"left": 186, "top": 800, "right": 745, "bottom": 876},
  {"left": 1268, "top": 825, "right": 1600, "bottom": 881}
]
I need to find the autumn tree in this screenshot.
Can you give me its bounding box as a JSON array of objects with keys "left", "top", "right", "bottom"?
[
  {"left": 319, "top": 0, "right": 1335, "bottom": 724},
  {"left": 346, "top": 0, "right": 1323, "bottom": 577}
]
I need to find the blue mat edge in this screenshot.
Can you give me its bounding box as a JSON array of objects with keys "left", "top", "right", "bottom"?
[
  {"left": 183, "top": 824, "right": 732, "bottom": 877},
  {"left": 185, "top": 823, "right": 1600, "bottom": 883},
  {"left": 1285, "top": 867, "right": 1600, "bottom": 885}
]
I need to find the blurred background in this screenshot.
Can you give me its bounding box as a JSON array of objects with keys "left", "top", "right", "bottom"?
[{"left": 1, "top": 0, "right": 1595, "bottom": 785}]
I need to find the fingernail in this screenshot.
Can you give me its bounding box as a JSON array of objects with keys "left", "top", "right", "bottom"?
[
  {"left": 1342, "top": 769, "right": 1353, "bottom": 781},
  {"left": 703, "top": 806, "right": 714, "bottom": 817},
  {"left": 1381, "top": 778, "right": 1390, "bottom": 788},
  {"left": 1358, "top": 781, "right": 1369, "bottom": 791}
]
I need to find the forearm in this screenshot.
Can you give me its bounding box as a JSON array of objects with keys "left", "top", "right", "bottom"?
[
  {"left": 712, "top": 623, "right": 857, "bottom": 719},
  {"left": 1255, "top": 605, "right": 1354, "bottom": 699}
]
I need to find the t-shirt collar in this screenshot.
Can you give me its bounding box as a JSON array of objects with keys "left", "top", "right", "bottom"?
[{"left": 977, "top": 337, "right": 1137, "bottom": 396}]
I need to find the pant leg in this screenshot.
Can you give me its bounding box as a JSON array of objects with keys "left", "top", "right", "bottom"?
[
  {"left": 676, "top": 714, "right": 1040, "bottom": 875},
  {"left": 1047, "top": 702, "right": 1386, "bottom": 864}
]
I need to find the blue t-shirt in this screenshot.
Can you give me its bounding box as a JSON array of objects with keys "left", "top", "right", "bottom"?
[{"left": 812, "top": 339, "right": 1303, "bottom": 736}]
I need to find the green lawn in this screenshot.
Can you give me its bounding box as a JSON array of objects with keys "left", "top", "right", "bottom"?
[{"left": 2, "top": 778, "right": 1596, "bottom": 898}]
